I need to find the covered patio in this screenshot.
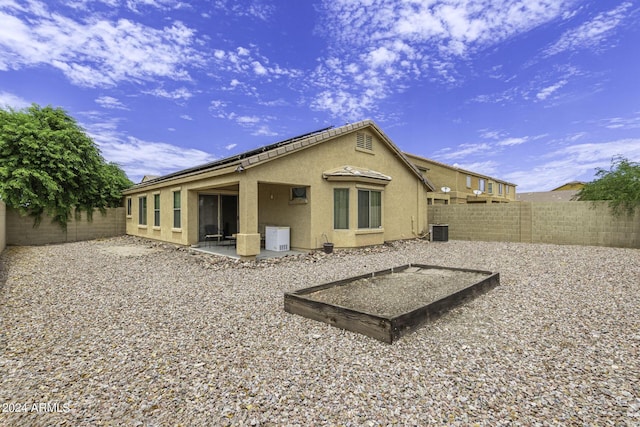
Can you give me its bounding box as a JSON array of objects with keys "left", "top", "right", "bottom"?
[
  {"left": 192, "top": 179, "right": 312, "bottom": 260},
  {"left": 190, "top": 242, "right": 307, "bottom": 260}
]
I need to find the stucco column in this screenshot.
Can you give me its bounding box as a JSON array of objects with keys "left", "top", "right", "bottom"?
[
  {"left": 236, "top": 177, "right": 261, "bottom": 260},
  {"left": 187, "top": 190, "right": 199, "bottom": 245}
]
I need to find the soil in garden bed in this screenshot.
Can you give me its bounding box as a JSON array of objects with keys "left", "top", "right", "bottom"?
[{"left": 306, "top": 267, "right": 490, "bottom": 317}]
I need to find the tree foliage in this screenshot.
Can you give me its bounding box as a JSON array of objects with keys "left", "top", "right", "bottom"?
[
  {"left": 575, "top": 156, "right": 640, "bottom": 215},
  {"left": 0, "top": 104, "right": 133, "bottom": 229}
]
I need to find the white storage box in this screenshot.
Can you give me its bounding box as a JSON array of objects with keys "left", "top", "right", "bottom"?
[{"left": 265, "top": 226, "right": 290, "bottom": 251}]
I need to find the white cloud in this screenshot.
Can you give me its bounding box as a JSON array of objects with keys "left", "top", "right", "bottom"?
[
  {"left": 601, "top": 113, "right": 640, "bottom": 130},
  {"left": 471, "top": 87, "right": 518, "bottom": 104},
  {"left": 126, "top": 0, "right": 191, "bottom": 13},
  {"left": 104, "top": 136, "right": 216, "bottom": 180},
  {"left": 84, "top": 117, "right": 215, "bottom": 181},
  {"left": 0, "top": 91, "right": 31, "bottom": 109},
  {"left": 212, "top": 0, "right": 274, "bottom": 20},
  {"left": 546, "top": 2, "right": 633, "bottom": 56},
  {"left": 310, "top": 0, "right": 590, "bottom": 119},
  {"left": 565, "top": 132, "right": 587, "bottom": 142},
  {"left": 208, "top": 99, "right": 276, "bottom": 133},
  {"left": 366, "top": 46, "right": 398, "bottom": 68},
  {"left": 224, "top": 143, "right": 237, "bottom": 150},
  {"left": 209, "top": 99, "right": 229, "bottom": 118},
  {"left": 536, "top": 80, "right": 568, "bottom": 100},
  {"left": 455, "top": 160, "right": 500, "bottom": 177},
  {"left": 180, "top": 114, "right": 193, "bottom": 120},
  {"left": 236, "top": 115, "right": 260, "bottom": 126},
  {"left": 65, "top": 0, "right": 189, "bottom": 13},
  {"left": 258, "top": 98, "right": 288, "bottom": 107},
  {"left": 504, "top": 137, "right": 640, "bottom": 191},
  {"left": 497, "top": 137, "right": 528, "bottom": 146},
  {"left": 0, "top": 2, "right": 205, "bottom": 87},
  {"left": 310, "top": 89, "right": 374, "bottom": 121},
  {"left": 321, "top": 1, "right": 578, "bottom": 60},
  {"left": 475, "top": 64, "right": 581, "bottom": 105},
  {"left": 551, "top": 138, "right": 640, "bottom": 164},
  {"left": 432, "top": 142, "right": 492, "bottom": 161},
  {"left": 143, "top": 87, "right": 193, "bottom": 100},
  {"left": 95, "top": 95, "right": 128, "bottom": 110},
  {"left": 212, "top": 45, "right": 301, "bottom": 80},
  {"left": 251, "top": 61, "right": 267, "bottom": 76},
  {"left": 251, "top": 125, "right": 278, "bottom": 137},
  {"left": 479, "top": 129, "right": 506, "bottom": 140}
]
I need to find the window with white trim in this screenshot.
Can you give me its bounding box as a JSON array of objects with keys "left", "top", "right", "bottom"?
[
  {"left": 466, "top": 175, "right": 471, "bottom": 188},
  {"left": 334, "top": 189, "right": 349, "bottom": 229},
  {"left": 479, "top": 179, "right": 486, "bottom": 192},
  {"left": 358, "top": 189, "right": 381, "bottom": 228},
  {"left": 173, "top": 191, "right": 181, "bottom": 228},
  {"left": 138, "top": 196, "right": 147, "bottom": 225},
  {"left": 153, "top": 194, "right": 160, "bottom": 227},
  {"left": 498, "top": 183, "right": 504, "bottom": 195},
  {"left": 126, "top": 197, "right": 132, "bottom": 217}
]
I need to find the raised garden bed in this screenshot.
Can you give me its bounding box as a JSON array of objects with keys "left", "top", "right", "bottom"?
[{"left": 284, "top": 264, "right": 499, "bottom": 343}]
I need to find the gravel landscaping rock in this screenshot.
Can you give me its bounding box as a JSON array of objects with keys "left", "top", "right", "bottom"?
[{"left": 0, "top": 236, "right": 639, "bottom": 426}]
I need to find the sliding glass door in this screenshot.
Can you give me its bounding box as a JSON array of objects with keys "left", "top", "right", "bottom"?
[
  {"left": 199, "top": 194, "right": 219, "bottom": 241},
  {"left": 198, "top": 194, "right": 238, "bottom": 241},
  {"left": 220, "top": 195, "right": 238, "bottom": 237}
]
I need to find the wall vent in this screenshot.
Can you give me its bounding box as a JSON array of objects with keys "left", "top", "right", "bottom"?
[{"left": 356, "top": 133, "right": 373, "bottom": 150}]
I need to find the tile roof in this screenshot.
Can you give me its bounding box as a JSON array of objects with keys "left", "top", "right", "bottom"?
[
  {"left": 403, "top": 152, "right": 517, "bottom": 187},
  {"left": 124, "top": 120, "right": 434, "bottom": 192}
]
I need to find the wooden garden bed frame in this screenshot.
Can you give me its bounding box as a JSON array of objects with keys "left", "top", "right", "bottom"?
[{"left": 284, "top": 264, "right": 499, "bottom": 344}]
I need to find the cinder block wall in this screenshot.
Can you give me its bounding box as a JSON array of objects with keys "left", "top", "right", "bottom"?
[
  {"left": 429, "top": 203, "right": 524, "bottom": 242},
  {"left": 531, "top": 202, "right": 640, "bottom": 247},
  {"left": 0, "top": 200, "right": 6, "bottom": 253},
  {"left": 7, "top": 207, "right": 126, "bottom": 246},
  {"left": 429, "top": 201, "right": 640, "bottom": 248}
]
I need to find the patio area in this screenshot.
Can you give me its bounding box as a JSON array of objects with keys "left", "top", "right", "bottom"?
[{"left": 191, "top": 240, "right": 307, "bottom": 260}]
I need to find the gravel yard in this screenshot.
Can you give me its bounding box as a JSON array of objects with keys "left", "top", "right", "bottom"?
[{"left": 0, "top": 237, "right": 639, "bottom": 426}]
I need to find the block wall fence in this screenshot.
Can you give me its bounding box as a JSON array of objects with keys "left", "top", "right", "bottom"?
[
  {"left": 6, "top": 207, "right": 126, "bottom": 246},
  {"left": 0, "top": 200, "right": 6, "bottom": 253},
  {"left": 2, "top": 202, "right": 638, "bottom": 249},
  {"left": 428, "top": 201, "right": 640, "bottom": 248}
]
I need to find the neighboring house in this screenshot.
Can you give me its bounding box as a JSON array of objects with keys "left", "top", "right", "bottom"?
[
  {"left": 517, "top": 190, "right": 579, "bottom": 202},
  {"left": 551, "top": 181, "right": 585, "bottom": 191},
  {"left": 517, "top": 181, "right": 585, "bottom": 202},
  {"left": 403, "top": 154, "right": 517, "bottom": 204},
  {"left": 141, "top": 175, "right": 160, "bottom": 183},
  {"left": 122, "top": 120, "right": 434, "bottom": 259}
]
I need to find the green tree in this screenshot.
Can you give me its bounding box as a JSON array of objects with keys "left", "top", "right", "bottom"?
[
  {"left": 575, "top": 156, "right": 640, "bottom": 215},
  {"left": 0, "top": 104, "right": 133, "bottom": 229}
]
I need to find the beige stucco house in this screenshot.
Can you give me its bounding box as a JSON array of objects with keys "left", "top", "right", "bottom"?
[
  {"left": 123, "top": 120, "right": 434, "bottom": 259},
  {"left": 404, "top": 154, "right": 517, "bottom": 204}
]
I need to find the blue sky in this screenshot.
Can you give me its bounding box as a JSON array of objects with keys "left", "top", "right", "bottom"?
[{"left": 1, "top": 0, "right": 639, "bottom": 192}]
